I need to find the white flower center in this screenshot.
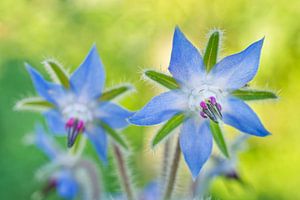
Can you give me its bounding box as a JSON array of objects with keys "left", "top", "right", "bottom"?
[
  {"left": 187, "top": 85, "right": 224, "bottom": 112},
  {"left": 62, "top": 103, "right": 94, "bottom": 124}
]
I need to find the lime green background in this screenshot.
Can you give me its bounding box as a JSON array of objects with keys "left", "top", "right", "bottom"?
[{"left": 0, "top": 0, "right": 299, "bottom": 199}]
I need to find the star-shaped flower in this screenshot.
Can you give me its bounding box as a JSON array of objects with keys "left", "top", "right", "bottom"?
[
  {"left": 29, "top": 124, "right": 101, "bottom": 200},
  {"left": 130, "top": 27, "right": 274, "bottom": 178},
  {"left": 22, "top": 45, "right": 133, "bottom": 162}
]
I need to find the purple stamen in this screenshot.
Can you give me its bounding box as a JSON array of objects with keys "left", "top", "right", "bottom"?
[
  {"left": 209, "top": 96, "right": 217, "bottom": 105},
  {"left": 77, "top": 120, "right": 85, "bottom": 132},
  {"left": 199, "top": 96, "right": 222, "bottom": 123},
  {"left": 66, "top": 117, "right": 75, "bottom": 128},
  {"left": 216, "top": 103, "right": 222, "bottom": 111},
  {"left": 200, "top": 111, "right": 207, "bottom": 118},
  {"left": 200, "top": 101, "right": 208, "bottom": 109},
  {"left": 66, "top": 118, "right": 85, "bottom": 148}
]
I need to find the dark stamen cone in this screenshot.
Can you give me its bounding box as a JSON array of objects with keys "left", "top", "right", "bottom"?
[{"left": 66, "top": 119, "right": 83, "bottom": 148}]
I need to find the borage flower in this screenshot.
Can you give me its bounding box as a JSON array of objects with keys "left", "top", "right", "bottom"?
[
  {"left": 193, "top": 135, "right": 249, "bottom": 198},
  {"left": 130, "top": 27, "right": 276, "bottom": 178},
  {"left": 28, "top": 124, "right": 101, "bottom": 200},
  {"left": 19, "top": 45, "right": 133, "bottom": 162},
  {"left": 114, "top": 181, "right": 160, "bottom": 200}
]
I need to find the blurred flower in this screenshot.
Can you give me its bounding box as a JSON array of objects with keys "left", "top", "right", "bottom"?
[
  {"left": 138, "top": 182, "right": 160, "bottom": 200},
  {"left": 30, "top": 124, "right": 101, "bottom": 200},
  {"left": 25, "top": 45, "right": 133, "bottom": 162},
  {"left": 193, "top": 135, "right": 249, "bottom": 198},
  {"left": 130, "top": 27, "right": 270, "bottom": 178},
  {"left": 113, "top": 181, "right": 160, "bottom": 200}
]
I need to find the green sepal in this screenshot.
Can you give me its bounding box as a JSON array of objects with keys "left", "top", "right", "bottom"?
[
  {"left": 203, "top": 30, "right": 221, "bottom": 72},
  {"left": 209, "top": 121, "right": 229, "bottom": 158},
  {"left": 43, "top": 59, "right": 70, "bottom": 88},
  {"left": 144, "top": 70, "right": 179, "bottom": 90},
  {"left": 152, "top": 113, "right": 185, "bottom": 147},
  {"left": 231, "top": 89, "right": 278, "bottom": 101},
  {"left": 99, "top": 85, "right": 133, "bottom": 101},
  {"left": 14, "top": 97, "right": 54, "bottom": 112},
  {"left": 99, "top": 121, "right": 128, "bottom": 150}
]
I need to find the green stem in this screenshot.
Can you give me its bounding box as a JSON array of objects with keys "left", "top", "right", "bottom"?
[
  {"left": 113, "top": 144, "right": 135, "bottom": 200},
  {"left": 163, "top": 138, "right": 181, "bottom": 200},
  {"left": 161, "top": 140, "right": 171, "bottom": 186}
]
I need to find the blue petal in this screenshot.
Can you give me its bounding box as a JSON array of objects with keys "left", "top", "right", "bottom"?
[
  {"left": 140, "top": 182, "right": 160, "bottom": 200},
  {"left": 57, "top": 170, "right": 78, "bottom": 199},
  {"left": 129, "top": 90, "right": 187, "bottom": 126},
  {"left": 44, "top": 109, "right": 66, "bottom": 135},
  {"left": 168, "top": 27, "right": 205, "bottom": 86},
  {"left": 179, "top": 118, "right": 212, "bottom": 179},
  {"left": 35, "top": 124, "right": 60, "bottom": 159},
  {"left": 210, "top": 39, "right": 264, "bottom": 90},
  {"left": 87, "top": 127, "right": 108, "bottom": 163},
  {"left": 26, "top": 63, "right": 65, "bottom": 105},
  {"left": 222, "top": 97, "right": 270, "bottom": 136},
  {"left": 96, "top": 102, "right": 133, "bottom": 129},
  {"left": 70, "top": 45, "right": 105, "bottom": 100}
]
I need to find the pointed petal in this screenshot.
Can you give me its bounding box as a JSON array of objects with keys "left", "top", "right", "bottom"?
[
  {"left": 168, "top": 27, "right": 205, "bottom": 86},
  {"left": 129, "top": 90, "right": 187, "bottom": 125},
  {"left": 26, "top": 64, "right": 65, "bottom": 105},
  {"left": 44, "top": 110, "right": 66, "bottom": 135},
  {"left": 222, "top": 97, "right": 270, "bottom": 136},
  {"left": 35, "top": 124, "right": 60, "bottom": 159},
  {"left": 87, "top": 127, "right": 108, "bottom": 163},
  {"left": 70, "top": 45, "right": 105, "bottom": 100},
  {"left": 96, "top": 102, "right": 133, "bottom": 129},
  {"left": 57, "top": 170, "right": 78, "bottom": 199},
  {"left": 180, "top": 119, "right": 212, "bottom": 179},
  {"left": 211, "top": 39, "right": 264, "bottom": 90}
]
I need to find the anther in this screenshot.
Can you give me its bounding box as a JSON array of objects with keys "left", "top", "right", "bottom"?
[
  {"left": 199, "top": 96, "right": 222, "bottom": 123},
  {"left": 66, "top": 118, "right": 85, "bottom": 148},
  {"left": 200, "top": 111, "right": 207, "bottom": 118},
  {"left": 209, "top": 96, "right": 217, "bottom": 105},
  {"left": 216, "top": 103, "right": 222, "bottom": 111},
  {"left": 200, "top": 101, "right": 208, "bottom": 109},
  {"left": 77, "top": 120, "right": 85, "bottom": 132},
  {"left": 66, "top": 118, "right": 75, "bottom": 128}
]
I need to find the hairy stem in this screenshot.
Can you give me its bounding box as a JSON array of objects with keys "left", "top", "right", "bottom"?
[
  {"left": 161, "top": 140, "right": 171, "bottom": 186},
  {"left": 163, "top": 138, "right": 181, "bottom": 200},
  {"left": 190, "top": 177, "right": 199, "bottom": 199},
  {"left": 113, "top": 144, "right": 135, "bottom": 200}
]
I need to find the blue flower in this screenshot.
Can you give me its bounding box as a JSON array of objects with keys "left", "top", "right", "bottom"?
[
  {"left": 138, "top": 182, "right": 160, "bottom": 200},
  {"left": 194, "top": 135, "right": 249, "bottom": 198},
  {"left": 32, "top": 124, "right": 101, "bottom": 200},
  {"left": 33, "top": 124, "right": 79, "bottom": 199},
  {"left": 113, "top": 181, "right": 160, "bottom": 200},
  {"left": 26, "top": 45, "right": 133, "bottom": 162},
  {"left": 130, "top": 27, "right": 270, "bottom": 179}
]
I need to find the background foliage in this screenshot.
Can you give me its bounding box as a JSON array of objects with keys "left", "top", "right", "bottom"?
[{"left": 0, "top": 0, "right": 299, "bottom": 199}]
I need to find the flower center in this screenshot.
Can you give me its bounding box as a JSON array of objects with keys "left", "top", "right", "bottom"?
[
  {"left": 62, "top": 102, "right": 95, "bottom": 147},
  {"left": 187, "top": 86, "right": 224, "bottom": 123},
  {"left": 62, "top": 103, "right": 94, "bottom": 123},
  {"left": 199, "top": 96, "right": 222, "bottom": 123}
]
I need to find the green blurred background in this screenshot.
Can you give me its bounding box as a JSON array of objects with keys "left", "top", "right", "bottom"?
[{"left": 0, "top": 0, "right": 299, "bottom": 199}]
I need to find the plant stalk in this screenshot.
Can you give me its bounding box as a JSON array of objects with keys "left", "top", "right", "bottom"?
[
  {"left": 161, "top": 140, "right": 171, "bottom": 186},
  {"left": 163, "top": 138, "right": 181, "bottom": 200},
  {"left": 113, "top": 144, "right": 135, "bottom": 200}
]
